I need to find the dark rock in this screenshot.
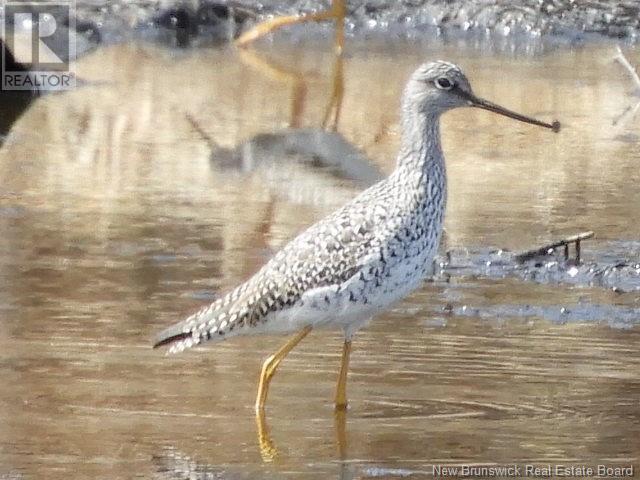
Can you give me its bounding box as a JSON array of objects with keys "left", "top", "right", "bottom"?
[{"left": 152, "top": 1, "right": 257, "bottom": 47}]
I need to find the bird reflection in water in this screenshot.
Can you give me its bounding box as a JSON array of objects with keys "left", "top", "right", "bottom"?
[
  {"left": 185, "top": 48, "right": 384, "bottom": 208},
  {"left": 153, "top": 413, "right": 355, "bottom": 480},
  {"left": 254, "top": 405, "right": 348, "bottom": 463}
]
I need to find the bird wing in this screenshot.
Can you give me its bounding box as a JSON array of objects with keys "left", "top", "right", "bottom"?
[{"left": 153, "top": 197, "right": 386, "bottom": 353}]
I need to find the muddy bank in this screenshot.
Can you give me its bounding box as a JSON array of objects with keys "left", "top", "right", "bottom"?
[{"left": 67, "top": 0, "right": 640, "bottom": 49}]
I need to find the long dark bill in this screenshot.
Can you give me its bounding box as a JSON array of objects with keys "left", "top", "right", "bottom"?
[{"left": 461, "top": 91, "right": 560, "bottom": 133}]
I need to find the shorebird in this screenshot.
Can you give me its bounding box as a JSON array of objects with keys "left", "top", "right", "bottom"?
[{"left": 154, "top": 61, "right": 560, "bottom": 413}]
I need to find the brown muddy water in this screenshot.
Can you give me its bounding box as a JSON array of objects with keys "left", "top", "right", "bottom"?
[{"left": 0, "top": 38, "right": 639, "bottom": 479}]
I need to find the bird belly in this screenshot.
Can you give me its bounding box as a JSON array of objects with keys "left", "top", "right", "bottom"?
[{"left": 239, "top": 284, "right": 376, "bottom": 336}]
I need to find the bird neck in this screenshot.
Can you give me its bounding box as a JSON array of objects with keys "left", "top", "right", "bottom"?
[{"left": 395, "top": 111, "right": 446, "bottom": 189}]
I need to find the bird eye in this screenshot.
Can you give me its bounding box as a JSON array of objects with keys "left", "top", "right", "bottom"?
[{"left": 435, "top": 77, "right": 454, "bottom": 90}]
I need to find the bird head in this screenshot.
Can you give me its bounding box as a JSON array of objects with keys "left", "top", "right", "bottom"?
[{"left": 403, "top": 61, "right": 560, "bottom": 132}]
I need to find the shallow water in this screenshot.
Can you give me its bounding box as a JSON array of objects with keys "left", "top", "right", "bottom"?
[{"left": 0, "top": 38, "right": 639, "bottom": 479}]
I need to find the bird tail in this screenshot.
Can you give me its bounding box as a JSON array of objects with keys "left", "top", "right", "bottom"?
[
  {"left": 152, "top": 324, "right": 193, "bottom": 349},
  {"left": 152, "top": 282, "right": 254, "bottom": 354}
]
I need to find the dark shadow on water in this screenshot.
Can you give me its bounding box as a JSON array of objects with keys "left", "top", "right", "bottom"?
[
  {"left": 0, "top": 37, "right": 103, "bottom": 146},
  {"left": 0, "top": 39, "right": 39, "bottom": 144}
]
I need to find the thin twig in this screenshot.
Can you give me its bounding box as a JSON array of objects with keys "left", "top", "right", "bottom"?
[
  {"left": 612, "top": 99, "right": 640, "bottom": 126},
  {"left": 185, "top": 112, "right": 220, "bottom": 151},
  {"left": 614, "top": 45, "right": 640, "bottom": 92},
  {"left": 515, "top": 231, "right": 594, "bottom": 263}
]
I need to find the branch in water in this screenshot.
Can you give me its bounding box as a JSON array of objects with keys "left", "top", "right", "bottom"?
[{"left": 515, "top": 231, "right": 594, "bottom": 264}]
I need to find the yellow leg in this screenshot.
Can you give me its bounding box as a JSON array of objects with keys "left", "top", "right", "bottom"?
[
  {"left": 239, "top": 43, "right": 344, "bottom": 130},
  {"left": 321, "top": 50, "right": 345, "bottom": 131},
  {"left": 237, "top": 48, "right": 308, "bottom": 128},
  {"left": 255, "top": 325, "right": 313, "bottom": 413},
  {"left": 334, "top": 339, "right": 351, "bottom": 409},
  {"left": 236, "top": 0, "right": 346, "bottom": 54},
  {"left": 334, "top": 406, "right": 348, "bottom": 459},
  {"left": 255, "top": 406, "right": 278, "bottom": 462}
]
